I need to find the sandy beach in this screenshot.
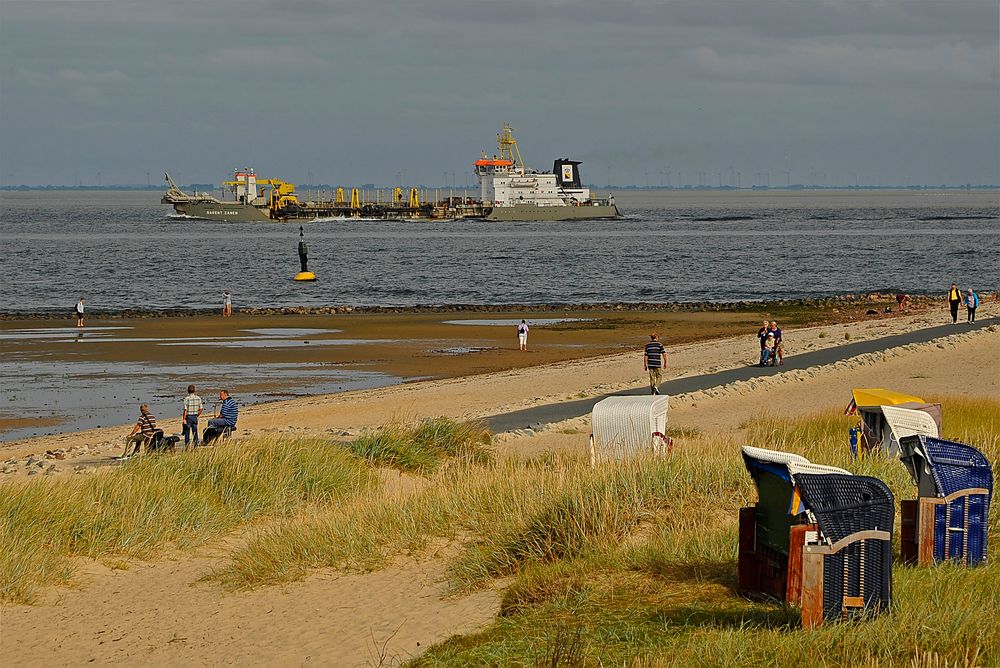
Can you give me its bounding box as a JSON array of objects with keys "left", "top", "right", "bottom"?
[{"left": 1, "top": 302, "right": 997, "bottom": 666}]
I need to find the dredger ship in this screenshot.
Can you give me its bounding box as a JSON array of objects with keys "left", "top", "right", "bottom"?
[{"left": 162, "top": 125, "right": 619, "bottom": 222}]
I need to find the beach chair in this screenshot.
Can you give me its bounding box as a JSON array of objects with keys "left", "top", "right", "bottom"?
[
  {"left": 738, "top": 446, "right": 849, "bottom": 604},
  {"left": 845, "top": 388, "right": 941, "bottom": 458},
  {"left": 588, "top": 395, "right": 670, "bottom": 465},
  {"left": 794, "top": 472, "right": 894, "bottom": 627},
  {"left": 898, "top": 435, "right": 993, "bottom": 566}
]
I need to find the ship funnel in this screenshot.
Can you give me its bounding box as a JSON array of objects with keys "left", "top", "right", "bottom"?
[{"left": 553, "top": 159, "right": 582, "bottom": 188}]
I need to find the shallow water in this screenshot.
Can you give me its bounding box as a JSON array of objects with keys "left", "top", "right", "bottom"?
[
  {"left": 1, "top": 190, "right": 997, "bottom": 312},
  {"left": 0, "top": 359, "right": 399, "bottom": 441}
]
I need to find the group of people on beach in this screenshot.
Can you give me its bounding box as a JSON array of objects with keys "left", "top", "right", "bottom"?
[
  {"left": 948, "top": 283, "right": 979, "bottom": 324},
  {"left": 119, "top": 386, "right": 239, "bottom": 459},
  {"left": 756, "top": 320, "right": 783, "bottom": 367}
]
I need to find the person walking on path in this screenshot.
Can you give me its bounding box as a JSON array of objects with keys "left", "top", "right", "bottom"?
[
  {"left": 769, "top": 320, "right": 783, "bottom": 366},
  {"left": 644, "top": 333, "right": 666, "bottom": 395},
  {"left": 222, "top": 290, "right": 232, "bottom": 317},
  {"left": 756, "top": 320, "right": 769, "bottom": 365},
  {"left": 517, "top": 319, "right": 529, "bottom": 351},
  {"left": 75, "top": 297, "right": 85, "bottom": 328},
  {"left": 182, "top": 384, "right": 203, "bottom": 449},
  {"left": 948, "top": 283, "right": 962, "bottom": 323},
  {"left": 965, "top": 288, "right": 979, "bottom": 323}
]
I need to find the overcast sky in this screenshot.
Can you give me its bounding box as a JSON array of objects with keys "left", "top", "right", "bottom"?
[{"left": 2, "top": 0, "right": 997, "bottom": 187}]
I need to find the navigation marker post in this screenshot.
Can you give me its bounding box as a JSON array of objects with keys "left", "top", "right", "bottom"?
[{"left": 294, "top": 225, "right": 317, "bottom": 282}]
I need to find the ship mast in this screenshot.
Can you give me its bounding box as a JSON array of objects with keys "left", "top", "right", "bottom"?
[{"left": 497, "top": 123, "right": 524, "bottom": 171}]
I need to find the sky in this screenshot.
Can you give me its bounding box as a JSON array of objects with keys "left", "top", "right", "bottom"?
[{"left": 1, "top": 0, "right": 998, "bottom": 187}]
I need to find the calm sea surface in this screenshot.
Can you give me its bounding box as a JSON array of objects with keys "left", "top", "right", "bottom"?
[{"left": 1, "top": 189, "right": 997, "bottom": 312}]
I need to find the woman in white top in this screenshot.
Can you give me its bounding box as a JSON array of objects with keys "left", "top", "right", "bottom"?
[{"left": 517, "top": 319, "right": 529, "bottom": 351}]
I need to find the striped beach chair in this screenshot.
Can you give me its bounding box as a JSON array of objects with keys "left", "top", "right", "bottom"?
[{"left": 588, "top": 395, "right": 670, "bottom": 465}]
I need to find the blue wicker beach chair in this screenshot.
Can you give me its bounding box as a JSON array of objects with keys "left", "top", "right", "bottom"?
[
  {"left": 738, "top": 446, "right": 849, "bottom": 604},
  {"left": 899, "top": 435, "right": 993, "bottom": 566},
  {"left": 794, "top": 473, "right": 894, "bottom": 626}
]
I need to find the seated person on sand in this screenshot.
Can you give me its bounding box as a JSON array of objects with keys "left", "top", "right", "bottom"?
[
  {"left": 204, "top": 389, "right": 238, "bottom": 444},
  {"left": 120, "top": 403, "right": 159, "bottom": 459}
]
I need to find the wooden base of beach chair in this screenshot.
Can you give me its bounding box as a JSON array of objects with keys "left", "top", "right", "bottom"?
[
  {"left": 736, "top": 505, "right": 816, "bottom": 605},
  {"left": 902, "top": 491, "right": 990, "bottom": 566}
]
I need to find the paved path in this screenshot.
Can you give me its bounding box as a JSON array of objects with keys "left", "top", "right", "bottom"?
[{"left": 486, "top": 317, "right": 997, "bottom": 432}]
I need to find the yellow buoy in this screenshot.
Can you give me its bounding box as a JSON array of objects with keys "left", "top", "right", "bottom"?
[{"left": 294, "top": 271, "right": 317, "bottom": 282}]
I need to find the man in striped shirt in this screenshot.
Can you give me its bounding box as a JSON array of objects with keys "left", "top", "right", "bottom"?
[
  {"left": 182, "top": 384, "right": 203, "bottom": 449},
  {"left": 208, "top": 390, "right": 239, "bottom": 430},
  {"left": 121, "top": 403, "right": 157, "bottom": 458},
  {"left": 644, "top": 333, "right": 666, "bottom": 395}
]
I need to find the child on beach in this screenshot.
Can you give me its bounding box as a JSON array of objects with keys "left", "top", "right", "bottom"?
[{"left": 222, "top": 290, "right": 232, "bottom": 317}]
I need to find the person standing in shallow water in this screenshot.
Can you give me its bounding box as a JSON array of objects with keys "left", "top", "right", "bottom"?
[
  {"left": 517, "top": 319, "right": 529, "bottom": 351},
  {"left": 644, "top": 333, "right": 666, "bottom": 395},
  {"left": 948, "top": 282, "right": 962, "bottom": 323},
  {"left": 222, "top": 290, "right": 232, "bottom": 317},
  {"left": 75, "top": 297, "right": 85, "bottom": 328}
]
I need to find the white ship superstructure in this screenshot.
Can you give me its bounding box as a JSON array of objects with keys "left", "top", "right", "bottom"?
[{"left": 473, "top": 124, "right": 618, "bottom": 220}]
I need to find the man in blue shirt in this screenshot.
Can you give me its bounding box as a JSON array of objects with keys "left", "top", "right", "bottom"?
[
  {"left": 644, "top": 333, "right": 666, "bottom": 395},
  {"left": 208, "top": 390, "right": 238, "bottom": 430}
]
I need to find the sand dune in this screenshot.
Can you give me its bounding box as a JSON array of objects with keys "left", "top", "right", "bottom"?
[{"left": 1, "top": 306, "right": 997, "bottom": 666}]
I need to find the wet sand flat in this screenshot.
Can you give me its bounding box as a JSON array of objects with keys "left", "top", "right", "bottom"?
[{"left": 0, "top": 303, "right": 875, "bottom": 440}]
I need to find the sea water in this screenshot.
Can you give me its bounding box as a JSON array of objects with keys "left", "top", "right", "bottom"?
[{"left": 0, "top": 189, "right": 997, "bottom": 312}]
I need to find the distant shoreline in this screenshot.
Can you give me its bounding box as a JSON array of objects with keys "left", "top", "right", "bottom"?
[
  {"left": 0, "top": 293, "right": 949, "bottom": 320},
  {"left": 3, "top": 185, "right": 999, "bottom": 192}
]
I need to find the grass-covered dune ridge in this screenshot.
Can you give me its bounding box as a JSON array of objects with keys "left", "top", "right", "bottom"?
[
  {"left": 0, "top": 436, "right": 375, "bottom": 604},
  {"left": 0, "top": 418, "right": 491, "bottom": 605},
  {"left": 412, "top": 396, "right": 999, "bottom": 666}
]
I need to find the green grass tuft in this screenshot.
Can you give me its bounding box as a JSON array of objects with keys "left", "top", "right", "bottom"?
[{"left": 348, "top": 418, "right": 492, "bottom": 473}]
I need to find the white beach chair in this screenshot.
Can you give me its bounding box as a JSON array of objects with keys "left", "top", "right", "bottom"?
[
  {"left": 589, "top": 395, "right": 670, "bottom": 465},
  {"left": 881, "top": 405, "right": 940, "bottom": 458}
]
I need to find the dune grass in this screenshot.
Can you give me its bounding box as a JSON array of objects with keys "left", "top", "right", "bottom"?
[
  {"left": 408, "top": 396, "right": 999, "bottom": 666},
  {"left": 0, "top": 437, "right": 374, "bottom": 604},
  {"left": 348, "top": 417, "right": 493, "bottom": 473}
]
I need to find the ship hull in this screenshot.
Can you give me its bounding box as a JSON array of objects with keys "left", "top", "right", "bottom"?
[
  {"left": 484, "top": 204, "right": 619, "bottom": 222},
  {"left": 170, "top": 201, "right": 271, "bottom": 222}
]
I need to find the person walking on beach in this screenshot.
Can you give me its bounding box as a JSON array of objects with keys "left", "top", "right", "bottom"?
[
  {"left": 644, "top": 333, "right": 666, "bottom": 395},
  {"left": 756, "top": 320, "right": 768, "bottom": 365},
  {"left": 182, "top": 384, "right": 203, "bottom": 449},
  {"left": 965, "top": 288, "right": 979, "bottom": 323},
  {"left": 768, "top": 321, "right": 783, "bottom": 366},
  {"left": 75, "top": 297, "right": 85, "bottom": 328},
  {"left": 517, "top": 319, "right": 529, "bottom": 351},
  {"left": 222, "top": 290, "right": 232, "bottom": 317},
  {"left": 948, "top": 283, "right": 962, "bottom": 323}
]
